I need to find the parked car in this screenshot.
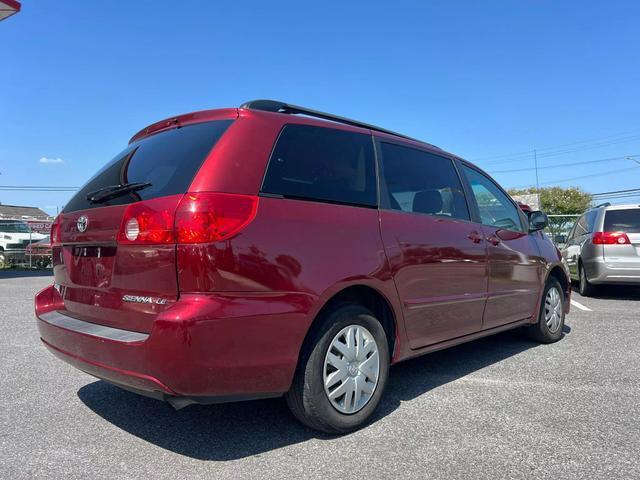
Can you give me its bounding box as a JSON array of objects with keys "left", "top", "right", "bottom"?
[
  {"left": 0, "top": 219, "right": 46, "bottom": 267},
  {"left": 557, "top": 203, "right": 640, "bottom": 296},
  {"left": 25, "top": 235, "right": 52, "bottom": 268},
  {"left": 35, "top": 100, "right": 570, "bottom": 433}
]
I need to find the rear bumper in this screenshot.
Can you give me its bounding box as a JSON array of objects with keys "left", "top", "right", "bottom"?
[
  {"left": 35, "top": 285, "right": 315, "bottom": 402},
  {"left": 584, "top": 257, "right": 640, "bottom": 285}
]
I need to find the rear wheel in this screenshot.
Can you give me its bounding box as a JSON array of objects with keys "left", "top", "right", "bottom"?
[
  {"left": 285, "top": 303, "right": 389, "bottom": 434},
  {"left": 527, "top": 278, "right": 565, "bottom": 343},
  {"left": 578, "top": 262, "right": 597, "bottom": 297}
]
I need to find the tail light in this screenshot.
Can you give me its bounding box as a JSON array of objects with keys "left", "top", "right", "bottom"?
[
  {"left": 50, "top": 215, "right": 62, "bottom": 245},
  {"left": 117, "top": 193, "right": 258, "bottom": 245},
  {"left": 117, "top": 195, "right": 182, "bottom": 244},
  {"left": 175, "top": 192, "right": 258, "bottom": 243},
  {"left": 592, "top": 231, "right": 631, "bottom": 245}
]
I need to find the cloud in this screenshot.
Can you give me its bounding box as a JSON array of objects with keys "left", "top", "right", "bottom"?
[{"left": 39, "top": 156, "right": 64, "bottom": 164}]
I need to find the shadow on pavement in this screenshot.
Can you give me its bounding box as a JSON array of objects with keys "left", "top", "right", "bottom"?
[
  {"left": 0, "top": 269, "right": 53, "bottom": 279},
  {"left": 78, "top": 329, "right": 548, "bottom": 461},
  {"left": 575, "top": 283, "right": 640, "bottom": 301}
]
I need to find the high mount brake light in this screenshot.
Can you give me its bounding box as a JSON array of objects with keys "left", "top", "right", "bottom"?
[
  {"left": 175, "top": 192, "right": 259, "bottom": 244},
  {"left": 116, "top": 193, "right": 258, "bottom": 245},
  {"left": 592, "top": 231, "right": 631, "bottom": 245}
]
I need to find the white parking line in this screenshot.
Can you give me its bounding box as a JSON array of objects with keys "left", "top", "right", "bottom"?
[{"left": 571, "top": 299, "right": 593, "bottom": 311}]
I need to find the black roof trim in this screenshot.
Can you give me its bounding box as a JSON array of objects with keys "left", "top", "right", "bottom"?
[{"left": 240, "top": 99, "right": 426, "bottom": 144}]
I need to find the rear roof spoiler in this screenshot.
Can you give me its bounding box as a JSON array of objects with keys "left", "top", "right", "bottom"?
[{"left": 240, "top": 99, "right": 436, "bottom": 147}]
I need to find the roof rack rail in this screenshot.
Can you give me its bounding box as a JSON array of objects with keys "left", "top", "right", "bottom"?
[
  {"left": 240, "top": 99, "right": 421, "bottom": 143},
  {"left": 594, "top": 202, "right": 611, "bottom": 208}
]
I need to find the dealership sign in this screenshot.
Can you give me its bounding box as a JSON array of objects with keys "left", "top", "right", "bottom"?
[{"left": 25, "top": 220, "right": 53, "bottom": 235}]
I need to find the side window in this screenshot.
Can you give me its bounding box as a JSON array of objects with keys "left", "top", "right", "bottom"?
[
  {"left": 261, "top": 124, "right": 376, "bottom": 207},
  {"left": 567, "top": 221, "right": 578, "bottom": 241},
  {"left": 585, "top": 210, "right": 598, "bottom": 233},
  {"left": 575, "top": 214, "right": 589, "bottom": 237},
  {"left": 461, "top": 165, "right": 524, "bottom": 232},
  {"left": 379, "top": 142, "right": 470, "bottom": 221}
]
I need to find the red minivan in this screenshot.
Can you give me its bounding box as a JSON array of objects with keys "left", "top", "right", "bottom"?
[{"left": 36, "top": 100, "right": 570, "bottom": 433}]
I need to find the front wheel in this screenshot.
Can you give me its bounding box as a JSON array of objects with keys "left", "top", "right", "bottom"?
[
  {"left": 526, "top": 278, "right": 565, "bottom": 343},
  {"left": 285, "top": 303, "right": 390, "bottom": 434}
]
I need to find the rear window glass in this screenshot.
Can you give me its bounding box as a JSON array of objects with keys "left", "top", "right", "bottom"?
[
  {"left": 63, "top": 120, "right": 232, "bottom": 213},
  {"left": 604, "top": 209, "right": 640, "bottom": 233},
  {"left": 261, "top": 124, "right": 377, "bottom": 207}
]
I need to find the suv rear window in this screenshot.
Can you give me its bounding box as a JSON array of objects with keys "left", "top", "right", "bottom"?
[
  {"left": 63, "top": 120, "right": 233, "bottom": 213},
  {"left": 604, "top": 209, "right": 640, "bottom": 233},
  {"left": 261, "top": 124, "right": 377, "bottom": 207}
]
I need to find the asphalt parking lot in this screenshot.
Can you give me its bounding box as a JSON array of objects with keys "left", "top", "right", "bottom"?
[{"left": 1, "top": 271, "right": 639, "bottom": 479}]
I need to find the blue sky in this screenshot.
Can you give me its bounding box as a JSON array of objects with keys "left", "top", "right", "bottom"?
[{"left": 1, "top": 1, "right": 640, "bottom": 215}]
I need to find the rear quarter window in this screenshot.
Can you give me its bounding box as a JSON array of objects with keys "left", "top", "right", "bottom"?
[
  {"left": 604, "top": 209, "right": 640, "bottom": 233},
  {"left": 63, "top": 120, "right": 233, "bottom": 213},
  {"left": 261, "top": 124, "right": 377, "bottom": 207}
]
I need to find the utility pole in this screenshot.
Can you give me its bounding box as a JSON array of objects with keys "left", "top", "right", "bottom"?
[{"left": 534, "top": 148, "right": 541, "bottom": 209}]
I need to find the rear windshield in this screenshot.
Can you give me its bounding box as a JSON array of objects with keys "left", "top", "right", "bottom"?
[
  {"left": 63, "top": 120, "right": 233, "bottom": 213},
  {"left": 604, "top": 209, "right": 640, "bottom": 233}
]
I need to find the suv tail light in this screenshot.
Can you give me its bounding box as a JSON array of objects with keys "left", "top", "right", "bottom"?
[
  {"left": 50, "top": 215, "right": 62, "bottom": 245},
  {"left": 175, "top": 192, "right": 258, "bottom": 243},
  {"left": 592, "top": 231, "right": 631, "bottom": 245},
  {"left": 117, "top": 193, "right": 258, "bottom": 245}
]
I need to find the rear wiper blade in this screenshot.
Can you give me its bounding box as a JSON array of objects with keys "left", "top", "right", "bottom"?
[{"left": 86, "top": 182, "right": 152, "bottom": 204}]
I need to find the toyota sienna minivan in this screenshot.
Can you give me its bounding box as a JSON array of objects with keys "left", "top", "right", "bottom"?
[{"left": 36, "top": 100, "right": 570, "bottom": 433}]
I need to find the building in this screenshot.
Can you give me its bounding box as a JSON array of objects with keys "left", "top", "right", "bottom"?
[
  {"left": 0, "top": 204, "right": 53, "bottom": 234},
  {"left": 0, "top": 203, "right": 51, "bottom": 220}
]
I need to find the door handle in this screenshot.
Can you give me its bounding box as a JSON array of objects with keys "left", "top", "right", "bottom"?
[
  {"left": 467, "top": 231, "right": 483, "bottom": 244},
  {"left": 487, "top": 235, "right": 501, "bottom": 246}
]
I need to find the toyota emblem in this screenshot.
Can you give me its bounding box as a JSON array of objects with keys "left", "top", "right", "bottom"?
[{"left": 77, "top": 216, "right": 88, "bottom": 233}]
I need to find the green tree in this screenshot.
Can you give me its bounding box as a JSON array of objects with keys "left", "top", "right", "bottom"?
[{"left": 508, "top": 186, "right": 592, "bottom": 238}]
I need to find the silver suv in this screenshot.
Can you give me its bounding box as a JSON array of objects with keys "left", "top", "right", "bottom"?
[{"left": 558, "top": 203, "right": 640, "bottom": 296}]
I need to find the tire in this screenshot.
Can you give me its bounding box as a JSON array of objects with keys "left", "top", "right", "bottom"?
[
  {"left": 0, "top": 251, "right": 5, "bottom": 269},
  {"left": 578, "top": 262, "right": 597, "bottom": 297},
  {"left": 285, "top": 303, "right": 390, "bottom": 434},
  {"left": 526, "top": 278, "right": 565, "bottom": 343}
]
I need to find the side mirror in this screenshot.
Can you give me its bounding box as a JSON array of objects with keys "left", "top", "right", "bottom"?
[
  {"left": 554, "top": 235, "right": 566, "bottom": 244},
  {"left": 528, "top": 211, "right": 549, "bottom": 232}
]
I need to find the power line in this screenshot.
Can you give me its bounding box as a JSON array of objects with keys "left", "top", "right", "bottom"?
[
  {"left": 512, "top": 165, "right": 640, "bottom": 189},
  {"left": 592, "top": 188, "right": 640, "bottom": 197},
  {"left": 474, "top": 129, "right": 640, "bottom": 163},
  {"left": 488, "top": 154, "right": 640, "bottom": 174},
  {"left": 591, "top": 193, "right": 640, "bottom": 201},
  {"left": 0, "top": 185, "right": 78, "bottom": 191}
]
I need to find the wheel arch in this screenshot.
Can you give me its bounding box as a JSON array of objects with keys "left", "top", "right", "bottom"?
[
  {"left": 546, "top": 264, "right": 571, "bottom": 304},
  {"left": 301, "top": 284, "right": 400, "bottom": 363}
]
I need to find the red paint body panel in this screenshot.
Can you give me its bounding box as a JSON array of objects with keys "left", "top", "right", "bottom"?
[
  {"left": 36, "top": 285, "right": 315, "bottom": 396},
  {"left": 379, "top": 210, "right": 488, "bottom": 349},
  {"left": 481, "top": 226, "right": 546, "bottom": 328},
  {"left": 36, "top": 105, "right": 570, "bottom": 403}
]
